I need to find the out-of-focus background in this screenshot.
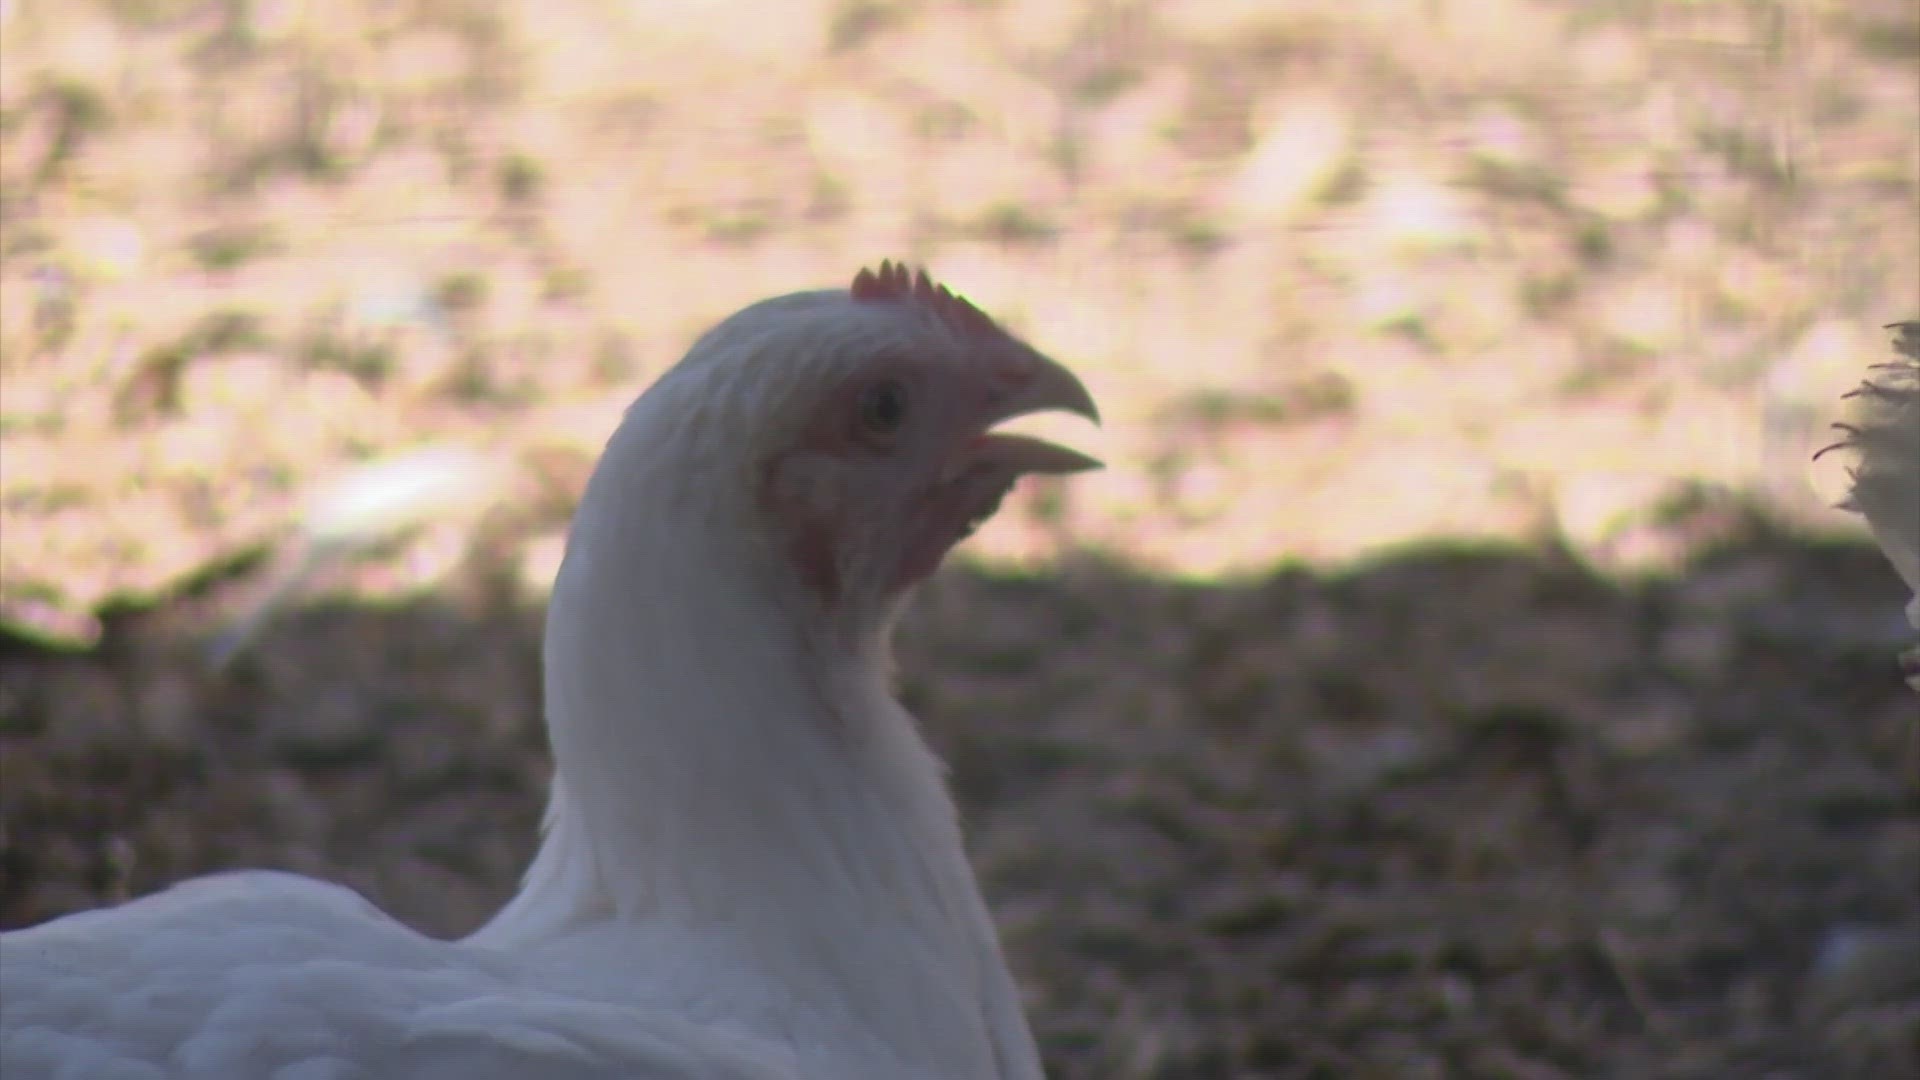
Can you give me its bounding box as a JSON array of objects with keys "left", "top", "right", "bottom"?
[{"left": 1, "top": 0, "right": 1916, "bottom": 1075}]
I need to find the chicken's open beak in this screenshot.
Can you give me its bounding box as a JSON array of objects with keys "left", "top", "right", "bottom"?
[
  {"left": 897, "top": 351, "right": 1101, "bottom": 592},
  {"left": 960, "top": 352, "right": 1103, "bottom": 477}
]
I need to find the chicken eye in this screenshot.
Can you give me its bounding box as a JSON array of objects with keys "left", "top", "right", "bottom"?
[{"left": 856, "top": 379, "right": 909, "bottom": 438}]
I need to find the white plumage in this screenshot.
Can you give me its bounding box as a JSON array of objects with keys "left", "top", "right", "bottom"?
[
  {"left": 1825, "top": 321, "right": 1920, "bottom": 690},
  {"left": 1, "top": 263, "right": 1101, "bottom": 1079}
]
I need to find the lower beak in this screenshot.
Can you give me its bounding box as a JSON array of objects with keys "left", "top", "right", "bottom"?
[{"left": 967, "top": 432, "right": 1103, "bottom": 475}]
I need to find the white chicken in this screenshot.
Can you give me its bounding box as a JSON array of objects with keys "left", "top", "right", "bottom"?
[
  {"left": 0, "top": 262, "right": 1102, "bottom": 1079},
  {"left": 1822, "top": 321, "right": 1920, "bottom": 692}
]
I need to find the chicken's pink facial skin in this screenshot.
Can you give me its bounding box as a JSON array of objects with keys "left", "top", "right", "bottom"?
[{"left": 754, "top": 265, "right": 1099, "bottom": 614}]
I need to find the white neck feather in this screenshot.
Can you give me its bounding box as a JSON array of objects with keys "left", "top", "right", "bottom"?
[{"left": 465, "top": 416, "right": 1043, "bottom": 1077}]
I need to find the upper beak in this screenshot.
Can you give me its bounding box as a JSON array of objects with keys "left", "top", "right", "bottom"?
[
  {"left": 964, "top": 350, "right": 1103, "bottom": 476},
  {"left": 1002, "top": 350, "right": 1101, "bottom": 427}
]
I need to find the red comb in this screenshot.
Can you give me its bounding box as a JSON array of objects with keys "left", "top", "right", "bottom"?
[{"left": 849, "top": 261, "right": 1000, "bottom": 341}]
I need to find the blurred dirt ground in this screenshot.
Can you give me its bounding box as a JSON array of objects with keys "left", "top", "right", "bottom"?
[
  {"left": 4, "top": 538, "right": 1917, "bottom": 1078},
  {"left": 2, "top": 1, "right": 1918, "bottom": 1077}
]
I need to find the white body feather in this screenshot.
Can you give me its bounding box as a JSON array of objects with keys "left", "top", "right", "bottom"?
[
  {"left": 1, "top": 288, "right": 1051, "bottom": 1079},
  {"left": 1832, "top": 323, "right": 1920, "bottom": 690}
]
